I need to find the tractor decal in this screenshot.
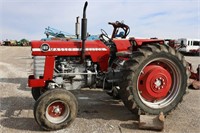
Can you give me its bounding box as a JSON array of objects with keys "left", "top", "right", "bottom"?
[{"left": 32, "top": 47, "right": 107, "bottom": 52}]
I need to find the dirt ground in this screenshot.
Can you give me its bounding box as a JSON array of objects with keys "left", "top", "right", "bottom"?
[{"left": 0, "top": 46, "right": 200, "bottom": 133}]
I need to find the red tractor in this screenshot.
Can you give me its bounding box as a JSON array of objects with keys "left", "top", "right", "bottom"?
[{"left": 28, "top": 2, "right": 189, "bottom": 130}]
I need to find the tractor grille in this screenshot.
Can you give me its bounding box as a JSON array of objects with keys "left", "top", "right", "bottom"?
[{"left": 34, "top": 56, "right": 45, "bottom": 79}]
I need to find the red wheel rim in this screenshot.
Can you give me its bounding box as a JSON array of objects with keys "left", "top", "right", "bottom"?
[
  {"left": 46, "top": 100, "right": 70, "bottom": 124},
  {"left": 136, "top": 58, "right": 181, "bottom": 109},
  {"left": 48, "top": 102, "right": 66, "bottom": 117},
  {"left": 138, "top": 64, "right": 172, "bottom": 102}
]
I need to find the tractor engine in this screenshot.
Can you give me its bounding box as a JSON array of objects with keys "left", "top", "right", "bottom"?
[{"left": 34, "top": 56, "right": 97, "bottom": 90}]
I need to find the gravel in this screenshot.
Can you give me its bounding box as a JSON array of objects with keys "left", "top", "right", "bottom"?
[{"left": 0, "top": 46, "right": 200, "bottom": 133}]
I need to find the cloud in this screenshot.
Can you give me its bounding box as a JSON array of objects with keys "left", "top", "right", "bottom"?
[
  {"left": 1, "top": 1, "right": 82, "bottom": 40},
  {"left": 0, "top": 0, "right": 199, "bottom": 40},
  {"left": 140, "top": 11, "right": 168, "bottom": 20},
  {"left": 1, "top": 26, "right": 43, "bottom": 40}
]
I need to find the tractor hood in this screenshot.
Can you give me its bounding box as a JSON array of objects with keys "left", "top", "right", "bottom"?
[{"left": 31, "top": 40, "right": 109, "bottom": 57}]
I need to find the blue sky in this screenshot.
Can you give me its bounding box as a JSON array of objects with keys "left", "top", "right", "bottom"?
[{"left": 0, "top": 0, "right": 199, "bottom": 40}]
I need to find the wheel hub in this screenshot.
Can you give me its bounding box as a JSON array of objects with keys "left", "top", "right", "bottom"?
[
  {"left": 139, "top": 64, "right": 172, "bottom": 101},
  {"left": 154, "top": 78, "right": 162, "bottom": 88},
  {"left": 45, "top": 100, "right": 70, "bottom": 124},
  {"left": 53, "top": 106, "right": 62, "bottom": 115},
  {"left": 152, "top": 76, "right": 167, "bottom": 92},
  {"left": 48, "top": 101, "right": 66, "bottom": 118}
]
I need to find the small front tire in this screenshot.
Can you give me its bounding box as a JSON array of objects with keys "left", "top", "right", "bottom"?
[
  {"left": 34, "top": 89, "right": 78, "bottom": 131},
  {"left": 31, "top": 87, "right": 44, "bottom": 101}
]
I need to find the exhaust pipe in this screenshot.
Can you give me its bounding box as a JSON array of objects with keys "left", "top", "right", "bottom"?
[
  {"left": 75, "top": 16, "right": 80, "bottom": 39},
  {"left": 81, "top": 1, "right": 88, "bottom": 62}
]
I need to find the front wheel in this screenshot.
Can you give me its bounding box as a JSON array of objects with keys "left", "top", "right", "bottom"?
[
  {"left": 31, "top": 87, "right": 45, "bottom": 101},
  {"left": 119, "top": 44, "right": 189, "bottom": 115},
  {"left": 34, "top": 89, "right": 78, "bottom": 131}
]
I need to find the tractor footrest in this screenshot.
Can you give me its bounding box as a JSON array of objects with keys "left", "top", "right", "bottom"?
[
  {"left": 116, "top": 51, "right": 132, "bottom": 58},
  {"left": 139, "top": 112, "right": 165, "bottom": 131}
]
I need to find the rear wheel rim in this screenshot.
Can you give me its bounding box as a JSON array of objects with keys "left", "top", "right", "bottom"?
[
  {"left": 46, "top": 100, "right": 70, "bottom": 124},
  {"left": 137, "top": 58, "right": 181, "bottom": 109}
]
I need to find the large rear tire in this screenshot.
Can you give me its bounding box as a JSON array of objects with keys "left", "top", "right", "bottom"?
[
  {"left": 34, "top": 89, "right": 78, "bottom": 130},
  {"left": 119, "top": 44, "right": 189, "bottom": 115}
]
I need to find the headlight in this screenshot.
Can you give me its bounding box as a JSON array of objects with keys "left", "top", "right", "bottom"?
[{"left": 40, "top": 43, "right": 50, "bottom": 52}]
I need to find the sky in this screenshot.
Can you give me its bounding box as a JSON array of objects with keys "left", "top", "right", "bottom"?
[{"left": 0, "top": 0, "right": 199, "bottom": 41}]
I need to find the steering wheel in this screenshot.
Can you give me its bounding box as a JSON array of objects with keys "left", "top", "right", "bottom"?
[
  {"left": 101, "top": 29, "right": 108, "bottom": 37},
  {"left": 99, "top": 29, "right": 110, "bottom": 44}
]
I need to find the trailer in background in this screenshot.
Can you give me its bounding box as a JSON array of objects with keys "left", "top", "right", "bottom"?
[{"left": 177, "top": 38, "right": 200, "bottom": 55}]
